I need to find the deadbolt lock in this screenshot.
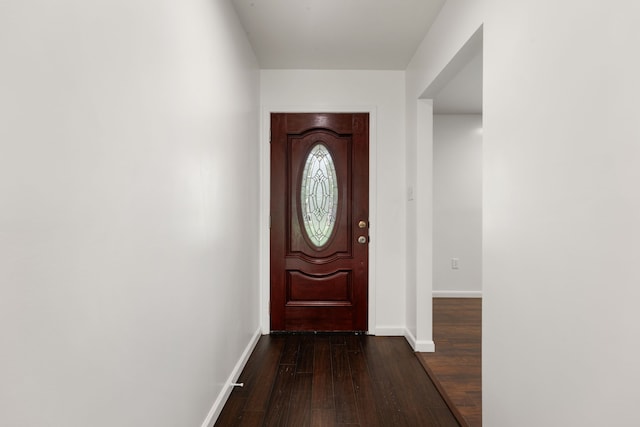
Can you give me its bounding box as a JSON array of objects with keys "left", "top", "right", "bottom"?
[{"left": 358, "top": 220, "right": 367, "bottom": 229}]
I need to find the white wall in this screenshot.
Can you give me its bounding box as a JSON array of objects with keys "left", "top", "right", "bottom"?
[
  {"left": 0, "top": 1, "right": 260, "bottom": 426},
  {"left": 433, "top": 115, "right": 482, "bottom": 296},
  {"left": 405, "top": 0, "right": 483, "bottom": 352},
  {"left": 483, "top": 1, "right": 640, "bottom": 425},
  {"left": 410, "top": 0, "right": 640, "bottom": 425},
  {"left": 260, "top": 70, "right": 407, "bottom": 333}
]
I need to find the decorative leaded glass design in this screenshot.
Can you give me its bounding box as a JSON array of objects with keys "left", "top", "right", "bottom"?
[{"left": 300, "top": 143, "right": 338, "bottom": 247}]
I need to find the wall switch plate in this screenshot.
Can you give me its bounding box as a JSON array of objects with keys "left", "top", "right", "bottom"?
[{"left": 451, "top": 258, "right": 459, "bottom": 269}]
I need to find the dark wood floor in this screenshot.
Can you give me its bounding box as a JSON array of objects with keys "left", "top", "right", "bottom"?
[
  {"left": 417, "top": 298, "right": 482, "bottom": 427},
  {"left": 216, "top": 334, "right": 460, "bottom": 426}
]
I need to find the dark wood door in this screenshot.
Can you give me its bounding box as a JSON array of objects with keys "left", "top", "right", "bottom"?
[{"left": 270, "top": 113, "right": 369, "bottom": 332}]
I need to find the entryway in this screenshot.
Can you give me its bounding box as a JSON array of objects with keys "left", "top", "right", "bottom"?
[{"left": 269, "top": 113, "right": 369, "bottom": 332}]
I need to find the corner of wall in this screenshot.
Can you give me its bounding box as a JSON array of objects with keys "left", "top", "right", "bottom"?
[
  {"left": 200, "top": 328, "right": 262, "bottom": 427},
  {"left": 404, "top": 328, "right": 435, "bottom": 352}
]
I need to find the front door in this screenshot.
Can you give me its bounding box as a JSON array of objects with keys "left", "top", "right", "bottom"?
[{"left": 270, "top": 113, "right": 369, "bottom": 331}]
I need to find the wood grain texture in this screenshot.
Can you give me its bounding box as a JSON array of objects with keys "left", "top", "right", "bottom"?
[
  {"left": 216, "top": 334, "right": 460, "bottom": 427},
  {"left": 417, "top": 298, "right": 482, "bottom": 427},
  {"left": 270, "top": 113, "right": 369, "bottom": 332}
]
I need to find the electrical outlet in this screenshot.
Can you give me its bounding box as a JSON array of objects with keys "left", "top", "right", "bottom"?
[{"left": 451, "top": 258, "right": 459, "bottom": 269}]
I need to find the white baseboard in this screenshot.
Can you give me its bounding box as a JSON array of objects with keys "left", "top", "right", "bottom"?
[
  {"left": 200, "top": 328, "right": 262, "bottom": 427},
  {"left": 433, "top": 290, "right": 482, "bottom": 298},
  {"left": 404, "top": 328, "right": 435, "bottom": 352},
  {"left": 372, "top": 327, "right": 405, "bottom": 336}
]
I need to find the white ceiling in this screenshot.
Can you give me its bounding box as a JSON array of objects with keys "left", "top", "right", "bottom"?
[
  {"left": 231, "top": 0, "right": 482, "bottom": 113},
  {"left": 231, "top": 0, "right": 446, "bottom": 70}
]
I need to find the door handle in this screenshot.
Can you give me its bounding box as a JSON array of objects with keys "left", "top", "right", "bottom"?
[{"left": 357, "top": 236, "right": 367, "bottom": 244}]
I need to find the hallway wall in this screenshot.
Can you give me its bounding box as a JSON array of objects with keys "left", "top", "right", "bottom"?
[
  {"left": 405, "top": 0, "right": 483, "bottom": 355},
  {"left": 0, "top": 1, "right": 260, "bottom": 426},
  {"left": 409, "top": 0, "right": 640, "bottom": 425},
  {"left": 483, "top": 1, "right": 640, "bottom": 425},
  {"left": 433, "top": 114, "right": 482, "bottom": 296}
]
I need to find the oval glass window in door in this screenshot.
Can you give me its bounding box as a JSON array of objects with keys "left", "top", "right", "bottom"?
[{"left": 300, "top": 143, "right": 338, "bottom": 247}]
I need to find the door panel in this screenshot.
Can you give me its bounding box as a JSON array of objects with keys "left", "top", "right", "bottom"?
[{"left": 270, "top": 113, "right": 369, "bottom": 331}]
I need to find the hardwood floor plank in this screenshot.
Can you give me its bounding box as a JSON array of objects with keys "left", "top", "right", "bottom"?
[
  {"left": 296, "top": 334, "right": 315, "bottom": 374},
  {"left": 331, "top": 340, "right": 359, "bottom": 424},
  {"left": 236, "top": 335, "right": 273, "bottom": 398},
  {"left": 383, "top": 338, "right": 458, "bottom": 426},
  {"left": 286, "top": 372, "right": 312, "bottom": 426},
  {"left": 216, "top": 336, "right": 284, "bottom": 426},
  {"left": 418, "top": 298, "right": 482, "bottom": 427},
  {"left": 365, "top": 337, "right": 460, "bottom": 426},
  {"left": 236, "top": 411, "right": 263, "bottom": 427},
  {"left": 263, "top": 364, "right": 296, "bottom": 426},
  {"left": 214, "top": 395, "right": 246, "bottom": 426},
  {"left": 360, "top": 337, "right": 410, "bottom": 426},
  {"left": 344, "top": 333, "right": 362, "bottom": 353},
  {"left": 311, "top": 336, "right": 334, "bottom": 410},
  {"left": 348, "top": 339, "right": 383, "bottom": 427},
  {"left": 280, "top": 334, "right": 301, "bottom": 365},
  {"left": 310, "top": 409, "right": 336, "bottom": 427},
  {"left": 243, "top": 335, "right": 286, "bottom": 412},
  {"left": 330, "top": 334, "right": 346, "bottom": 346}
]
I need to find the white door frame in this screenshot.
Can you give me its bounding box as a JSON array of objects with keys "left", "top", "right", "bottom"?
[{"left": 259, "top": 105, "right": 378, "bottom": 334}]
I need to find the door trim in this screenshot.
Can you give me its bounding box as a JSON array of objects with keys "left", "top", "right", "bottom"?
[{"left": 260, "top": 105, "right": 378, "bottom": 334}]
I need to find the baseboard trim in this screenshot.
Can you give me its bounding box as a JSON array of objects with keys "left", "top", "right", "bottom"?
[
  {"left": 200, "top": 328, "right": 262, "bottom": 427},
  {"left": 433, "top": 290, "right": 482, "bottom": 298},
  {"left": 372, "top": 327, "right": 405, "bottom": 336},
  {"left": 404, "top": 328, "right": 435, "bottom": 352}
]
